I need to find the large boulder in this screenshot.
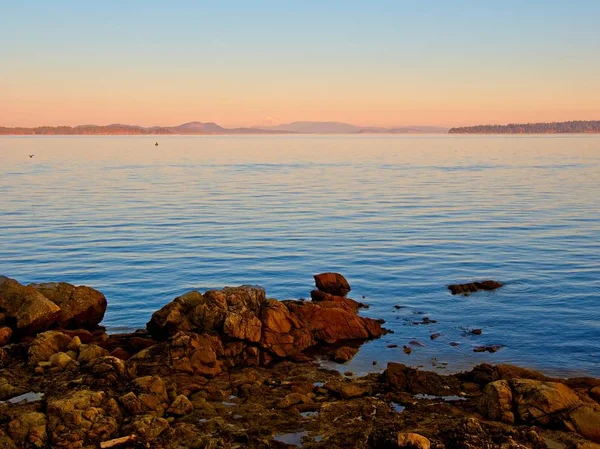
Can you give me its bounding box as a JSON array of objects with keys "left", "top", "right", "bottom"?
[
  {"left": 47, "top": 389, "right": 122, "bottom": 447},
  {"left": 29, "top": 282, "right": 107, "bottom": 329},
  {"left": 147, "top": 286, "right": 266, "bottom": 341},
  {"left": 259, "top": 299, "right": 313, "bottom": 357},
  {"left": 510, "top": 378, "right": 581, "bottom": 425},
  {"left": 568, "top": 404, "right": 600, "bottom": 443},
  {"left": 314, "top": 272, "right": 351, "bottom": 296},
  {"left": 0, "top": 277, "right": 60, "bottom": 335},
  {"left": 480, "top": 380, "right": 515, "bottom": 424},
  {"left": 285, "top": 301, "right": 382, "bottom": 344}
]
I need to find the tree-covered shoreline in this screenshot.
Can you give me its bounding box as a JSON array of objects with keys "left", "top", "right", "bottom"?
[{"left": 449, "top": 120, "right": 600, "bottom": 134}]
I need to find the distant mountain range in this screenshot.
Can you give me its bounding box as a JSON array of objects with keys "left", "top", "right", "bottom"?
[
  {"left": 0, "top": 121, "right": 449, "bottom": 135},
  {"left": 449, "top": 120, "right": 600, "bottom": 134}
]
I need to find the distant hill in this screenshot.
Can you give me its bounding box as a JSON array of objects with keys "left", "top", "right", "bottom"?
[
  {"left": 258, "top": 121, "right": 448, "bottom": 134},
  {"left": 449, "top": 120, "right": 600, "bottom": 134},
  {"left": 0, "top": 121, "right": 448, "bottom": 135}
]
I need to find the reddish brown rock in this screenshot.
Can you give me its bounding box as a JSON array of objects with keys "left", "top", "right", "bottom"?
[
  {"left": 480, "top": 380, "right": 515, "bottom": 424},
  {"left": 0, "top": 327, "right": 12, "bottom": 346},
  {"left": 286, "top": 300, "right": 382, "bottom": 344},
  {"left": 29, "top": 282, "right": 107, "bottom": 329},
  {"left": 0, "top": 277, "right": 60, "bottom": 335},
  {"left": 27, "top": 330, "right": 72, "bottom": 366},
  {"left": 259, "top": 299, "right": 313, "bottom": 358},
  {"left": 310, "top": 289, "right": 366, "bottom": 310},
  {"left": 314, "top": 272, "right": 352, "bottom": 296},
  {"left": 330, "top": 346, "right": 359, "bottom": 363}
]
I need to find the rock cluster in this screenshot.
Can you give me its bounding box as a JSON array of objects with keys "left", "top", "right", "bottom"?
[{"left": 0, "top": 273, "right": 599, "bottom": 448}]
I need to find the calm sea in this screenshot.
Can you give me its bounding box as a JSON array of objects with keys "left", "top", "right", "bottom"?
[{"left": 1, "top": 135, "right": 599, "bottom": 376}]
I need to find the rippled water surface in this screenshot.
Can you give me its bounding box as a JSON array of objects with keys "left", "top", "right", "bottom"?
[{"left": 1, "top": 135, "right": 599, "bottom": 376}]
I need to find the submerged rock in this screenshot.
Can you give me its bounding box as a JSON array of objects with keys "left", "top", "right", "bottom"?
[{"left": 448, "top": 280, "right": 503, "bottom": 295}]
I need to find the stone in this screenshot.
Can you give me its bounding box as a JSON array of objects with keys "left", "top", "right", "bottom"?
[
  {"left": 448, "top": 280, "right": 502, "bottom": 295},
  {"left": 0, "top": 378, "right": 27, "bottom": 401},
  {"left": 310, "top": 290, "right": 365, "bottom": 310},
  {"left": 430, "top": 333, "right": 441, "bottom": 340},
  {"left": 314, "top": 272, "right": 351, "bottom": 296},
  {"left": 8, "top": 412, "right": 47, "bottom": 448},
  {"left": 167, "top": 394, "right": 193, "bottom": 416},
  {"left": 397, "top": 432, "right": 431, "bottom": 449},
  {"left": 67, "top": 336, "right": 81, "bottom": 351},
  {"left": 569, "top": 404, "right": 600, "bottom": 443},
  {"left": 147, "top": 286, "right": 266, "bottom": 340},
  {"left": 127, "top": 332, "right": 223, "bottom": 381},
  {"left": 130, "top": 375, "right": 170, "bottom": 416},
  {"left": 285, "top": 301, "right": 382, "bottom": 344},
  {"left": 0, "top": 326, "right": 12, "bottom": 346},
  {"left": 324, "top": 381, "right": 369, "bottom": 399},
  {"left": 47, "top": 389, "right": 121, "bottom": 447},
  {"left": 259, "top": 299, "right": 313, "bottom": 358},
  {"left": 591, "top": 386, "right": 600, "bottom": 403},
  {"left": 49, "top": 351, "right": 76, "bottom": 369},
  {"left": 510, "top": 379, "right": 581, "bottom": 425},
  {"left": 330, "top": 346, "right": 359, "bottom": 363},
  {"left": 480, "top": 380, "right": 515, "bottom": 424},
  {"left": 28, "top": 330, "right": 71, "bottom": 366},
  {"left": 0, "top": 276, "right": 60, "bottom": 335},
  {"left": 77, "top": 343, "right": 109, "bottom": 363},
  {"left": 109, "top": 347, "right": 131, "bottom": 360},
  {"left": 123, "top": 414, "right": 169, "bottom": 442},
  {"left": 386, "top": 362, "right": 462, "bottom": 396},
  {"left": 277, "top": 392, "right": 312, "bottom": 409},
  {"left": 29, "top": 282, "right": 107, "bottom": 329},
  {"left": 86, "top": 356, "right": 129, "bottom": 387}
]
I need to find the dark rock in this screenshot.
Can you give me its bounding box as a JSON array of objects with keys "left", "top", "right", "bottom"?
[
  {"left": 430, "top": 333, "right": 441, "bottom": 340},
  {"left": 0, "top": 327, "right": 12, "bottom": 346},
  {"left": 310, "top": 290, "right": 366, "bottom": 310},
  {"left": 473, "top": 345, "right": 503, "bottom": 353},
  {"left": 471, "top": 329, "right": 483, "bottom": 335},
  {"left": 448, "top": 280, "right": 503, "bottom": 295},
  {"left": 386, "top": 362, "right": 462, "bottom": 395},
  {"left": 330, "top": 346, "right": 359, "bottom": 363}
]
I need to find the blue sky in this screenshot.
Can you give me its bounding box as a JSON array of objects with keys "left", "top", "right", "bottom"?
[{"left": 2, "top": 1, "right": 599, "bottom": 127}]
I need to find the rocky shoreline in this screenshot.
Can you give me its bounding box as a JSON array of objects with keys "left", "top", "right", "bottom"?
[{"left": 0, "top": 274, "right": 599, "bottom": 448}]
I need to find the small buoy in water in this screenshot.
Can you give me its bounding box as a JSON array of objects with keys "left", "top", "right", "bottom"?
[
  {"left": 155, "top": 142, "right": 159, "bottom": 146},
  {"left": 29, "top": 154, "right": 34, "bottom": 158}
]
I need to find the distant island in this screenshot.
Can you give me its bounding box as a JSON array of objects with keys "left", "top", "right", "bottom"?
[
  {"left": 449, "top": 120, "right": 600, "bottom": 134},
  {"left": 0, "top": 121, "right": 448, "bottom": 136}
]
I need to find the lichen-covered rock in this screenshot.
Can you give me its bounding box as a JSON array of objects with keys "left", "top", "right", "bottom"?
[
  {"left": 129, "top": 375, "right": 170, "bottom": 416},
  {"left": 28, "top": 330, "right": 72, "bottom": 366},
  {"left": 510, "top": 378, "right": 581, "bottom": 425},
  {"left": 7, "top": 412, "right": 47, "bottom": 448},
  {"left": 49, "top": 351, "right": 76, "bottom": 369},
  {"left": 480, "top": 380, "right": 515, "bottom": 424},
  {"left": 277, "top": 392, "right": 312, "bottom": 409},
  {"left": 0, "top": 377, "right": 27, "bottom": 401},
  {"left": 397, "top": 432, "right": 431, "bottom": 449},
  {"left": 0, "top": 277, "right": 60, "bottom": 335},
  {"left": 77, "top": 343, "right": 109, "bottom": 363},
  {"left": 314, "top": 272, "right": 351, "bottom": 296},
  {"left": 123, "top": 414, "right": 170, "bottom": 442},
  {"left": 47, "top": 389, "right": 121, "bottom": 447},
  {"left": 147, "top": 286, "right": 266, "bottom": 341},
  {"left": 127, "top": 332, "right": 223, "bottom": 381},
  {"left": 325, "top": 381, "right": 370, "bottom": 399},
  {"left": 167, "top": 394, "right": 193, "bottom": 416},
  {"left": 29, "top": 282, "right": 107, "bottom": 329}
]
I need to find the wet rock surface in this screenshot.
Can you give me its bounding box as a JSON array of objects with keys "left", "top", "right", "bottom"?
[
  {"left": 448, "top": 280, "right": 503, "bottom": 295},
  {"left": 0, "top": 274, "right": 598, "bottom": 448}
]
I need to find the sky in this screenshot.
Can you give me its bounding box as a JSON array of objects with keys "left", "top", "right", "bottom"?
[{"left": 1, "top": 1, "right": 600, "bottom": 128}]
